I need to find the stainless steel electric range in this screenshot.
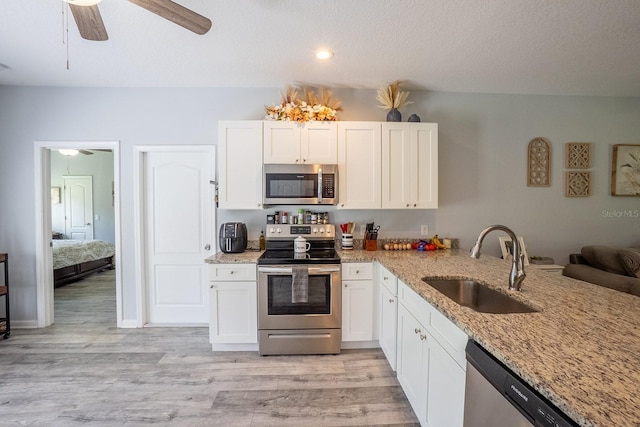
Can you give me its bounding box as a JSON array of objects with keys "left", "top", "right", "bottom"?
[{"left": 257, "top": 224, "right": 341, "bottom": 356}]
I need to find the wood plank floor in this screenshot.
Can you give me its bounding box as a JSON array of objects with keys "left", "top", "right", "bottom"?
[{"left": 0, "top": 270, "right": 419, "bottom": 426}]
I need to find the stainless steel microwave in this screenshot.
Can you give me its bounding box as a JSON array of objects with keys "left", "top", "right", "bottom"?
[{"left": 263, "top": 164, "right": 337, "bottom": 205}]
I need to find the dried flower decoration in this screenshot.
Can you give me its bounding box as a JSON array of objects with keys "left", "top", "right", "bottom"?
[
  {"left": 376, "top": 80, "right": 412, "bottom": 110},
  {"left": 265, "top": 85, "right": 341, "bottom": 122}
]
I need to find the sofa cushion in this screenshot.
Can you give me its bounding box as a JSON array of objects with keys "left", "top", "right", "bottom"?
[
  {"left": 618, "top": 250, "right": 640, "bottom": 278},
  {"left": 581, "top": 246, "right": 628, "bottom": 276}
]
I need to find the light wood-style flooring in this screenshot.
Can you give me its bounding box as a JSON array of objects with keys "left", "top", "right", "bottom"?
[{"left": 0, "top": 270, "right": 419, "bottom": 426}]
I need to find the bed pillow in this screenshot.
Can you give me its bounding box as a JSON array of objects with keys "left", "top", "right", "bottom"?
[{"left": 618, "top": 250, "right": 640, "bottom": 278}]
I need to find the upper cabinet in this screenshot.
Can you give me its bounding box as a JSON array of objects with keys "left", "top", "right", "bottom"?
[
  {"left": 382, "top": 123, "right": 438, "bottom": 209},
  {"left": 263, "top": 121, "right": 338, "bottom": 164},
  {"left": 218, "top": 121, "right": 263, "bottom": 210},
  {"left": 337, "top": 122, "right": 382, "bottom": 209}
]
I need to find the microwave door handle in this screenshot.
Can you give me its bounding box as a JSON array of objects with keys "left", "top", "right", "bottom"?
[{"left": 317, "top": 167, "right": 323, "bottom": 203}]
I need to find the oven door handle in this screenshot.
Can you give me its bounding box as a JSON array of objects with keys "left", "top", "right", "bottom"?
[
  {"left": 258, "top": 267, "right": 293, "bottom": 274},
  {"left": 258, "top": 266, "right": 341, "bottom": 274}
]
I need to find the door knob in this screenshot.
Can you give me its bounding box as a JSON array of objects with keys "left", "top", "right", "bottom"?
[{"left": 86, "top": 223, "right": 91, "bottom": 226}]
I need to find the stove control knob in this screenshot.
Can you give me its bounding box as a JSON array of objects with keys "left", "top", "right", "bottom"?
[
  {"left": 312, "top": 227, "right": 318, "bottom": 234},
  {"left": 276, "top": 227, "right": 282, "bottom": 233},
  {"left": 319, "top": 228, "right": 325, "bottom": 233},
  {"left": 269, "top": 227, "right": 275, "bottom": 233}
]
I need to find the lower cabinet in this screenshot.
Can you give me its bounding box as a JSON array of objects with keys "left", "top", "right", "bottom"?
[
  {"left": 208, "top": 263, "right": 257, "bottom": 350},
  {"left": 377, "top": 263, "right": 398, "bottom": 370},
  {"left": 396, "top": 279, "right": 467, "bottom": 427},
  {"left": 341, "top": 262, "right": 374, "bottom": 342}
]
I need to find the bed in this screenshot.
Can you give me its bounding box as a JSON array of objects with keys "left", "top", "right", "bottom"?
[{"left": 53, "top": 239, "right": 115, "bottom": 287}]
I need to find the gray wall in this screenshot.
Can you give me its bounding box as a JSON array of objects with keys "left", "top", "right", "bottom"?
[{"left": 1, "top": 86, "right": 639, "bottom": 325}]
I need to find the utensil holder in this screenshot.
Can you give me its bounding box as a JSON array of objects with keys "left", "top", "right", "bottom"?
[{"left": 341, "top": 234, "right": 353, "bottom": 250}]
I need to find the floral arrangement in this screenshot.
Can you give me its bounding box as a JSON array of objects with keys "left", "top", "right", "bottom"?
[
  {"left": 265, "top": 85, "right": 342, "bottom": 122},
  {"left": 376, "top": 80, "right": 412, "bottom": 110}
]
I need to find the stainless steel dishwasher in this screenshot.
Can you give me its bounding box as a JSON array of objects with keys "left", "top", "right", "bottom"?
[{"left": 464, "top": 341, "right": 577, "bottom": 427}]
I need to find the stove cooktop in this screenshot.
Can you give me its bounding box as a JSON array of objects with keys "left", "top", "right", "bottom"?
[{"left": 257, "top": 249, "right": 340, "bottom": 265}]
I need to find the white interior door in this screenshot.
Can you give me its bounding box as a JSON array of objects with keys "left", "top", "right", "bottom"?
[
  {"left": 144, "top": 149, "right": 214, "bottom": 325},
  {"left": 64, "top": 176, "right": 94, "bottom": 240}
]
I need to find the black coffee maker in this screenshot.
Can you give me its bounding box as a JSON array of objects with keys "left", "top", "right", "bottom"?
[{"left": 219, "top": 222, "right": 248, "bottom": 253}]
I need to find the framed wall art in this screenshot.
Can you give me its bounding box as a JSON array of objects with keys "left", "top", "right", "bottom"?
[
  {"left": 498, "top": 236, "right": 529, "bottom": 266},
  {"left": 565, "top": 171, "right": 591, "bottom": 197},
  {"left": 611, "top": 144, "right": 640, "bottom": 196}
]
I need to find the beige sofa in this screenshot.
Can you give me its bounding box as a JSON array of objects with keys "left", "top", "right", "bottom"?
[{"left": 563, "top": 245, "right": 640, "bottom": 296}]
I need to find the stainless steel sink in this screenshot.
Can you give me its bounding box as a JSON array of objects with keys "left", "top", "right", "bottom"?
[{"left": 422, "top": 277, "right": 538, "bottom": 314}]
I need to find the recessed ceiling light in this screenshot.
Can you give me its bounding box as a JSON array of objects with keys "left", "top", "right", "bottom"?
[{"left": 315, "top": 49, "right": 334, "bottom": 60}]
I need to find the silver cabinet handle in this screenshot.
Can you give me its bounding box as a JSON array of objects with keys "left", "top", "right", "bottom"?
[
  {"left": 414, "top": 328, "right": 421, "bottom": 334},
  {"left": 204, "top": 244, "right": 211, "bottom": 251},
  {"left": 420, "top": 334, "right": 427, "bottom": 341},
  {"left": 389, "top": 298, "right": 394, "bottom": 303}
]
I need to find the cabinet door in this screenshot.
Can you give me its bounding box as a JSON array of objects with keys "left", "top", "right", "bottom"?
[
  {"left": 301, "top": 122, "right": 338, "bottom": 164},
  {"left": 379, "top": 284, "right": 397, "bottom": 370},
  {"left": 412, "top": 123, "right": 438, "bottom": 208},
  {"left": 381, "top": 123, "right": 412, "bottom": 208},
  {"left": 218, "top": 121, "right": 263, "bottom": 209},
  {"left": 342, "top": 280, "right": 374, "bottom": 342},
  {"left": 337, "top": 122, "right": 381, "bottom": 209},
  {"left": 396, "top": 303, "right": 429, "bottom": 425},
  {"left": 426, "top": 332, "right": 465, "bottom": 427},
  {"left": 263, "top": 121, "right": 300, "bottom": 164},
  {"left": 209, "top": 281, "right": 257, "bottom": 344}
]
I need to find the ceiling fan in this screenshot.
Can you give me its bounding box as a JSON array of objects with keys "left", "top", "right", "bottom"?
[{"left": 65, "top": 0, "right": 212, "bottom": 41}]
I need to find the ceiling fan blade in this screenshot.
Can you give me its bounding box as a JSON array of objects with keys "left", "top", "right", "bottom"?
[
  {"left": 128, "top": 0, "right": 212, "bottom": 35},
  {"left": 68, "top": 4, "right": 109, "bottom": 41},
  {"left": 78, "top": 150, "right": 94, "bottom": 155}
]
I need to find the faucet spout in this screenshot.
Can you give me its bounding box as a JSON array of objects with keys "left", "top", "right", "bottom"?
[{"left": 470, "top": 225, "right": 526, "bottom": 291}]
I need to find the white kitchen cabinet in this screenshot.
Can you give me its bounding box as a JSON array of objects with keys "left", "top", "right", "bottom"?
[
  {"left": 337, "top": 122, "right": 382, "bottom": 209},
  {"left": 397, "top": 302, "right": 430, "bottom": 425},
  {"left": 341, "top": 262, "right": 374, "bottom": 342},
  {"left": 208, "top": 264, "right": 258, "bottom": 349},
  {"left": 263, "top": 121, "right": 337, "bottom": 164},
  {"left": 377, "top": 263, "right": 398, "bottom": 370},
  {"left": 217, "top": 121, "right": 263, "bottom": 209},
  {"left": 382, "top": 123, "right": 438, "bottom": 209},
  {"left": 396, "top": 279, "right": 467, "bottom": 427}
]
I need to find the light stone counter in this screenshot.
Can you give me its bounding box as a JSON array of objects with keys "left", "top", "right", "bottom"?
[
  {"left": 341, "top": 249, "right": 640, "bottom": 427},
  {"left": 206, "top": 248, "right": 640, "bottom": 426}
]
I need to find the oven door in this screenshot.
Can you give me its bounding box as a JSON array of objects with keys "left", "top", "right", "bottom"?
[{"left": 257, "top": 265, "right": 341, "bottom": 330}]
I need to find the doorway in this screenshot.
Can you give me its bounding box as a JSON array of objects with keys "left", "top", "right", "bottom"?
[{"left": 35, "top": 141, "right": 122, "bottom": 328}]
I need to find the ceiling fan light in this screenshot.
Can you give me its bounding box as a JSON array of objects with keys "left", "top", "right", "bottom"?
[
  {"left": 59, "top": 149, "right": 79, "bottom": 156},
  {"left": 64, "top": 0, "right": 102, "bottom": 6},
  {"left": 315, "top": 49, "right": 334, "bottom": 60}
]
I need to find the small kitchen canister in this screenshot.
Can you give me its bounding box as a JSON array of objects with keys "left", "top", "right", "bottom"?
[{"left": 341, "top": 233, "right": 353, "bottom": 250}]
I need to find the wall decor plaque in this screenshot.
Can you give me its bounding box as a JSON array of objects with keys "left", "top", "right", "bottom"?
[
  {"left": 611, "top": 144, "right": 640, "bottom": 196},
  {"left": 565, "top": 171, "right": 591, "bottom": 197},
  {"left": 565, "top": 142, "right": 592, "bottom": 169},
  {"left": 527, "top": 137, "right": 551, "bottom": 187}
]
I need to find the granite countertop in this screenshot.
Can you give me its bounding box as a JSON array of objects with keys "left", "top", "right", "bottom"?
[{"left": 206, "top": 248, "right": 640, "bottom": 426}]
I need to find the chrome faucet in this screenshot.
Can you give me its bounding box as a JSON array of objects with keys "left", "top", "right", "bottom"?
[{"left": 470, "top": 225, "right": 526, "bottom": 291}]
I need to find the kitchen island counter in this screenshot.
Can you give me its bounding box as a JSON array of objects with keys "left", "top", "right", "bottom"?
[{"left": 340, "top": 248, "right": 640, "bottom": 427}]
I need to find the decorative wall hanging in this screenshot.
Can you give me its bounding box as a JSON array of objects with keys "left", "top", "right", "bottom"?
[
  {"left": 376, "top": 81, "right": 412, "bottom": 122},
  {"left": 565, "top": 143, "right": 592, "bottom": 169},
  {"left": 265, "top": 85, "right": 342, "bottom": 122},
  {"left": 565, "top": 171, "right": 591, "bottom": 197},
  {"left": 527, "top": 137, "right": 551, "bottom": 187},
  {"left": 611, "top": 144, "right": 640, "bottom": 196}
]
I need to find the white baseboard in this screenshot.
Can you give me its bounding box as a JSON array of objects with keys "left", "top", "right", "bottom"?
[
  {"left": 341, "top": 340, "right": 380, "bottom": 349},
  {"left": 11, "top": 320, "right": 39, "bottom": 329}
]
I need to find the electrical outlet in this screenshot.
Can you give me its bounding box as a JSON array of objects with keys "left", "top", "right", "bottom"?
[{"left": 420, "top": 225, "right": 429, "bottom": 236}]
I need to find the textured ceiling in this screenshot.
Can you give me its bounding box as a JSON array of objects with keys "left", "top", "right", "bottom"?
[{"left": 1, "top": 0, "right": 639, "bottom": 96}]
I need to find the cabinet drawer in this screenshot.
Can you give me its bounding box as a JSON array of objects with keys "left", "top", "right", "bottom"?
[
  {"left": 377, "top": 263, "right": 397, "bottom": 295},
  {"left": 398, "top": 279, "right": 430, "bottom": 327},
  {"left": 342, "top": 262, "right": 373, "bottom": 280},
  {"left": 208, "top": 264, "right": 256, "bottom": 281}
]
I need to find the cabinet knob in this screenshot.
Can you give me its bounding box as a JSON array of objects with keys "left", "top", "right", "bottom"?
[
  {"left": 344, "top": 284, "right": 348, "bottom": 288},
  {"left": 355, "top": 270, "right": 360, "bottom": 274},
  {"left": 295, "top": 159, "right": 299, "bottom": 163},
  {"left": 420, "top": 334, "right": 427, "bottom": 341},
  {"left": 413, "top": 204, "right": 417, "bottom": 207},
  {"left": 210, "top": 285, "right": 214, "bottom": 288},
  {"left": 406, "top": 204, "right": 410, "bottom": 207},
  {"left": 383, "top": 276, "right": 388, "bottom": 280},
  {"left": 414, "top": 328, "right": 421, "bottom": 334},
  {"left": 230, "top": 271, "right": 234, "bottom": 274},
  {"left": 302, "top": 159, "right": 306, "bottom": 163},
  {"left": 388, "top": 298, "right": 394, "bottom": 303}
]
